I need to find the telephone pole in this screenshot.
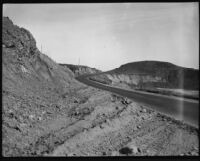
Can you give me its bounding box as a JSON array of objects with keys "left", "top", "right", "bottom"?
[
  {"left": 41, "top": 44, "right": 42, "bottom": 53},
  {"left": 78, "top": 58, "right": 80, "bottom": 66}
]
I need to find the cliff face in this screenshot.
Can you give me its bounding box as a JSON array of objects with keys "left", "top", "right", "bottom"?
[
  {"left": 3, "top": 17, "right": 37, "bottom": 58},
  {"left": 106, "top": 73, "right": 165, "bottom": 87},
  {"left": 2, "top": 17, "right": 83, "bottom": 156},
  {"left": 89, "top": 61, "right": 199, "bottom": 90},
  {"left": 60, "top": 64, "right": 101, "bottom": 77}
]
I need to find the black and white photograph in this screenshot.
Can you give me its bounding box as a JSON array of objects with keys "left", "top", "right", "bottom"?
[{"left": 2, "top": 2, "right": 199, "bottom": 157}]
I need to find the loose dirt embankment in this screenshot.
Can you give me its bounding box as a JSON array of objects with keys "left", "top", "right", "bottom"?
[
  {"left": 4, "top": 82, "right": 198, "bottom": 156},
  {"left": 48, "top": 86, "right": 199, "bottom": 156}
]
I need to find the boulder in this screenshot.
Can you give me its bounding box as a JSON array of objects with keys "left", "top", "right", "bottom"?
[
  {"left": 67, "top": 153, "right": 76, "bottom": 156},
  {"left": 119, "top": 147, "right": 133, "bottom": 155},
  {"left": 111, "top": 151, "right": 119, "bottom": 156},
  {"left": 126, "top": 99, "right": 132, "bottom": 104},
  {"left": 99, "top": 124, "right": 104, "bottom": 129},
  {"left": 129, "top": 144, "right": 140, "bottom": 154}
]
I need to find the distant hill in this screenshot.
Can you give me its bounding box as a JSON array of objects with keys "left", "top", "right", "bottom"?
[
  {"left": 111, "top": 61, "right": 180, "bottom": 74},
  {"left": 59, "top": 64, "right": 101, "bottom": 77},
  {"left": 90, "top": 61, "right": 199, "bottom": 90},
  {"left": 112, "top": 61, "right": 199, "bottom": 90}
]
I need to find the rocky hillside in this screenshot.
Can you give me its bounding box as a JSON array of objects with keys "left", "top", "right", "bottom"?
[
  {"left": 2, "top": 17, "right": 84, "bottom": 156},
  {"left": 59, "top": 64, "right": 101, "bottom": 77},
  {"left": 90, "top": 61, "right": 199, "bottom": 90}
]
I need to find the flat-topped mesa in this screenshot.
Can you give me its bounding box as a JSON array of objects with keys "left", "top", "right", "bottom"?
[{"left": 2, "top": 17, "right": 38, "bottom": 58}]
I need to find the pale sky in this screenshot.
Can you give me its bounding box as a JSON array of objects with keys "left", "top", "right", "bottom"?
[{"left": 3, "top": 3, "right": 199, "bottom": 71}]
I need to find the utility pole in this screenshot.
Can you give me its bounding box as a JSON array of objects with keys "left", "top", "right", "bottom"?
[
  {"left": 78, "top": 58, "right": 80, "bottom": 66},
  {"left": 41, "top": 44, "right": 42, "bottom": 53}
]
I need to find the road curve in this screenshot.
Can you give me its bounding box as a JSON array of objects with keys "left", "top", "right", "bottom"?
[{"left": 76, "top": 75, "right": 199, "bottom": 128}]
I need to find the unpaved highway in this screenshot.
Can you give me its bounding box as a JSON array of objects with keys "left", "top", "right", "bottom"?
[{"left": 76, "top": 75, "right": 199, "bottom": 128}]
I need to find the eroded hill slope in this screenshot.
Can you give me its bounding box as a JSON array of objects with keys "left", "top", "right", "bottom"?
[{"left": 2, "top": 17, "right": 84, "bottom": 156}]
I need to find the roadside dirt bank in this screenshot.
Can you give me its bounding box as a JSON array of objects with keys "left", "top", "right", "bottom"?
[{"left": 47, "top": 86, "right": 199, "bottom": 156}]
